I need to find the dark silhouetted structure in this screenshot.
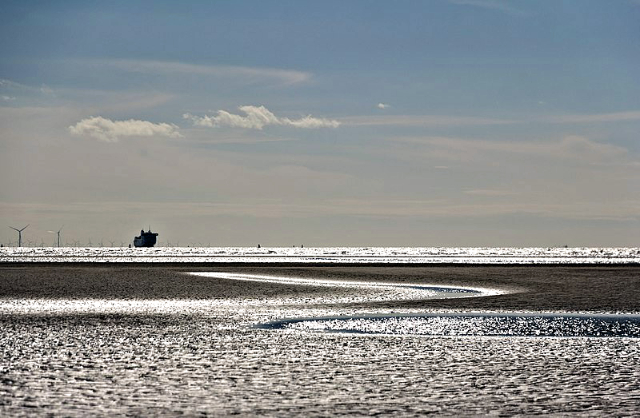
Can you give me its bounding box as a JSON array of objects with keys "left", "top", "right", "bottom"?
[
  {"left": 9, "top": 224, "right": 29, "bottom": 247},
  {"left": 133, "top": 229, "right": 158, "bottom": 247}
]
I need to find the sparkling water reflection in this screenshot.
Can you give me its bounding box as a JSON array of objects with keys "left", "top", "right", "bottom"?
[
  {"left": 3, "top": 313, "right": 640, "bottom": 416},
  {"left": 2, "top": 267, "right": 640, "bottom": 415},
  {"left": 2, "top": 246, "right": 639, "bottom": 263},
  {"left": 264, "top": 313, "right": 640, "bottom": 338}
]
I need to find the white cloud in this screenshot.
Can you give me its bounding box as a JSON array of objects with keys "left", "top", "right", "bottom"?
[
  {"left": 68, "top": 116, "right": 181, "bottom": 142},
  {"left": 377, "top": 103, "right": 390, "bottom": 109},
  {"left": 184, "top": 105, "right": 340, "bottom": 130},
  {"left": 1, "top": 95, "right": 16, "bottom": 101}
]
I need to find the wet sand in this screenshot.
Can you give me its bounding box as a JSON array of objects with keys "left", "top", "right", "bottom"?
[
  {"left": 1, "top": 263, "right": 639, "bottom": 312},
  {"left": 2, "top": 263, "right": 640, "bottom": 416}
]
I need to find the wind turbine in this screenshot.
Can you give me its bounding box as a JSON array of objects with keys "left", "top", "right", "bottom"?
[
  {"left": 9, "top": 225, "right": 29, "bottom": 247},
  {"left": 47, "top": 226, "right": 63, "bottom": 247}
]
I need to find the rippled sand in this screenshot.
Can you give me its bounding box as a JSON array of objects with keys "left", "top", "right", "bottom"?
[{"left": 1, "top": 263, "right": 640, "bottom": 415}]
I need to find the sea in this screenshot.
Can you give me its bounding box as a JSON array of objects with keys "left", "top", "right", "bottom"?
[
  {"left": 1, "top": 246, "right": 639, "bottom": 263},
  {"left": 1, "top": 247, "right": 639, "bottom": 415}
]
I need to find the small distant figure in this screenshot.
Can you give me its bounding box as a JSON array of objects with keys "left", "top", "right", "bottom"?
[
  {"left": 301, "top": 244, "right": 303, "bottom": 248},
  {"left": 257, "top": 244, "right": 261, "bottom": 248},
  {"left": 128, "top": 244, "right": 131, "bottom": 248}
]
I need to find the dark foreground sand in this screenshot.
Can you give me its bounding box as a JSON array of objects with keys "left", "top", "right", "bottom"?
[{"left": 1, "top": 263, "right": 639, "bottom": 312}]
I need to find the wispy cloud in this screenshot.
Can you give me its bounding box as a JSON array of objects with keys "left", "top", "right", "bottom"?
[
  {"left": 341, "top": 114, "right": 515, "bottom": 127},
  {"left": 3, "top": 198, "right": 637, "bottom": 224},
  {"left": 323, "top": 109, "right": 640, "bottom": 129},
  {"left": 68, "top": 116, "right": 181, "bottom": 142},
  {"left": 88, "top": 59, "right": 312, "bottom": 86},
  {"left": 0, "top": 78, "right": 56, "bottom": 99},
  {"left": 157, "top": 198, "right": 637, "bottom": 222},
  {"left": 548, "top": 110, "right": 640, "bottom": 124},
  {"left": 393, "top": 135, "right": 629, "bottom": 164},
  {"left": 448, "top": 0, "right": 527, "bottom": 16},
  {"left": 463, "top": 189, "right": 516, "bottom": 197},
  {"left": 39, "top": 84, "right": 55, "bottom": 96},
  {"left": 184, "top": 105, "right": 340, "bottom": 130},
  {"left": 0, "top": 79, "right": 26, "bottom": 89},
  {"left": 93, "top": 92, "right": 175, "bottom": 114}
]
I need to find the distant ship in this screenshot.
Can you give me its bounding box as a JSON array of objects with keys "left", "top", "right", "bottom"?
[{"left": 133, "top": 229, "right": 158, "bottom": 247}]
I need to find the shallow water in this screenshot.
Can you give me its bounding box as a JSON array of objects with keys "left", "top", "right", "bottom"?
[
  {"left": 1, "top": 267, "right": 640, "bottom": 415},
  {"left": 2, "top": 246, "right": 639, "bottom": 263},
  {"left": 269, "top": 313, "right": 640, "bottom": 338}
]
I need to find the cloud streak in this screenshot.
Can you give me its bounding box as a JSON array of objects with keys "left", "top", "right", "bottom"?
[
  {"left": 341, "top": 114, "right": 515, "bottom": 127},
  {"left": 548, "top": 110, "right": 640, "bottom": 124},
  {"left": 88, "top": 59, "right": 312, "bottom": 86},
  {"left": 0, "top": 78, "right": 57, "bottom": 100},
  {"left": 340, "top": 109, "right": 640, "bottom": 129},
  {"left": 448, "top": 0, "right": 527, "bottom": 16},
  {"left": 68, "top": 116, "right": 181, "bottom": 142},
  {"left": 184, "top": 105, "right": 340, "bottom": 130},
  {"left": 393, "top": 135, "right": 628, "bottom": 163},
  {"left": 5, "top": 197, "right": 635, "bottom": 222}
]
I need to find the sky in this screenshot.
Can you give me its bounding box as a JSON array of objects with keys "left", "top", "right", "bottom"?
[{"left": 1, "top": 0, "right": 639, "bottom": 247}]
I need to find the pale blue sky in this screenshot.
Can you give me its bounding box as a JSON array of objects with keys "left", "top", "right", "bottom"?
[{"left": 1, "top": 0, "right": 639, "bottom": 246}]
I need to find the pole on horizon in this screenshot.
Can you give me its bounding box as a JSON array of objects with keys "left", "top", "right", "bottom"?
[{"left": 47, "top": 226, "right": 64, "bottom": 247}]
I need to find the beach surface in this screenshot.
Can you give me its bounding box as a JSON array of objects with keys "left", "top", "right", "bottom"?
[
  {"left": 1, "top": 262, "right": 640, "bottom": 415},
  {"left": 2, "top": 263, "right": 639, "bottom": 311}
]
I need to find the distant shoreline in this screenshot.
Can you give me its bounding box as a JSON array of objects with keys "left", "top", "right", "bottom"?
[
  {"left": 2, "top": 261, "right": 640, "bottom": 267},
  {"left": 2, "top": 247, "right": 638, "bottom": 264}
]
